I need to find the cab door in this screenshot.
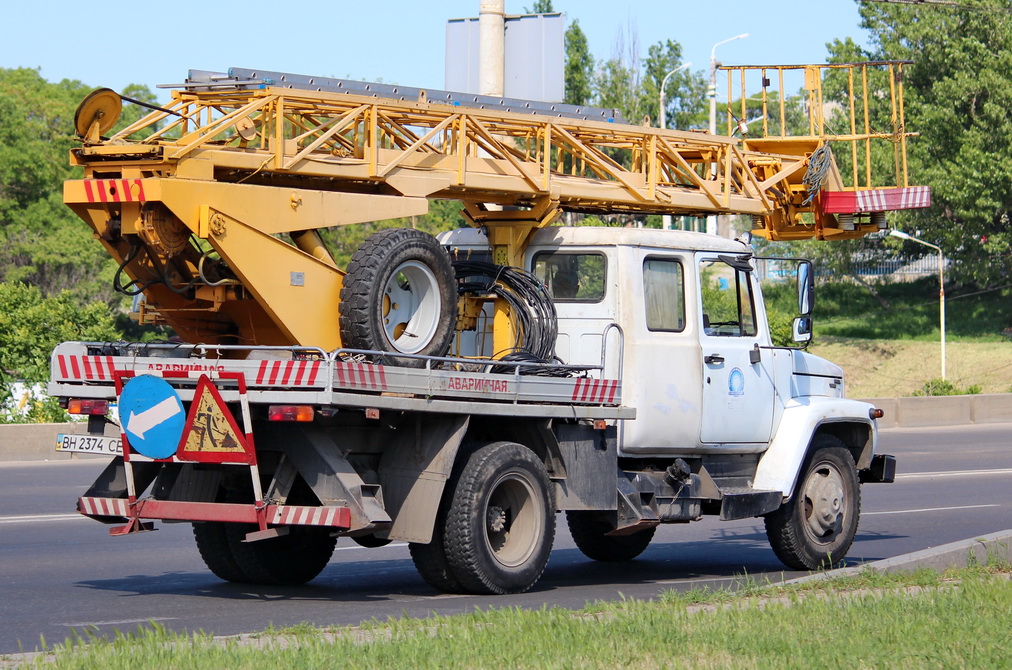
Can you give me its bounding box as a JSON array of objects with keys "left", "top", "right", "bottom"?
[{"left": 697, "top": 255, "right": 776, "bottom": 445}]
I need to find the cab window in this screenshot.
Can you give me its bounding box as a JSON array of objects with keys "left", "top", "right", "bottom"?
[
  {"left": 532, "top": 252, "right": 606, "bottom": 302},
  {"left": 699, "top": 258, "right": 757, "bottom": 337},
  {"left": 643, "top": 258, "right": 685, "bottom": 332}
]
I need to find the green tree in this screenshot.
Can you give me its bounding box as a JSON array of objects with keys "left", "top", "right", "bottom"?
[
  {"left": 524, "top": 0, "right": 554, "bottom": 12},
  {"left": 564, "top": 20, "right": 594, "bottom": 106},
  {"left": 840, "top": 1, "right": 1012, "bottom": 286},
  {"left": 0, "top": 281, "right": 121, "bottom": 422},
  {"left": 0, "top": 68, "right": 117, "bottom": 304},
  {"left": 641, "top": 40, "right": 706, "bottom": 130}
]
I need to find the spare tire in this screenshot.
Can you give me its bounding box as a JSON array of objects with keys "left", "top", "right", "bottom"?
[{"left": 339, "top": 228, "right": 457, "bottom": 367}]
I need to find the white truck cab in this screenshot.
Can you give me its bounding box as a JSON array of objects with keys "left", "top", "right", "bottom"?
[{"left": 441, "top": 225, "right": 893, "bottom": 573}]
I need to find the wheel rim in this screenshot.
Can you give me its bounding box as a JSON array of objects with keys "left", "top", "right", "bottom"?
[
  {"left": 381, "top": 260, "right": 442, "bottom": 354},
  {"left": 483, "top": 472, "right": 542, "bottom": 568},
  {"left": 802, "top": 459, "right": 848, "bottom": 544}
]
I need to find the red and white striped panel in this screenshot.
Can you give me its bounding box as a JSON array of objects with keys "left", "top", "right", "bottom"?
[
  {"left": 79, "top": 497, "right": 129, "bottom": 517},
  {"left": 333, "top": 362, "right": 388, "bottom": 391},
  {"left": 270, "top": 505, "right": 349, "bottom": 527},
  {"left": 571, "top": 378, "right": 620, "bottom": 404},
  {"left": 822, "top": 186, "right": 931, "bottom": 214},
  {"left": 252, "top": 359, "right": 323, "bottom": 387},
  {"left": 55, "top": 355, "right": 117, "bottom": 381},
  {"left": 82, "top": 179, "right": 147, "bottom": 203}
]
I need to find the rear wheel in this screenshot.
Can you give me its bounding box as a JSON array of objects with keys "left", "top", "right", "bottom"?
[
  {"left": 192, "top": 488, "right": 337, "bottom": 586},
  {"left": 444, "top": 442, "right": 555, "bottom": 595},
  {"left": 764, "top": 436, "right": 860, "bottom": 570},
  {"left": 567, "top": 511, "right": 656, "bottom": 562},
  {"left": 339, "top": 228, "right": 456, "bottom": 366},
  {"left": 221, "top": 524, "right": 337, "bottom": 586},
  {"left": 192, "top": 521, "right": 249, "bottom": 583},
  {"left": 409, "top": 517, "right": 467, "bottom": 594}
]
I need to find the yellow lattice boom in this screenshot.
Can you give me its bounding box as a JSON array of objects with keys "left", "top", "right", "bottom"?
[{"left": 64, "top": 64, "right": 928, "bottom": 348}]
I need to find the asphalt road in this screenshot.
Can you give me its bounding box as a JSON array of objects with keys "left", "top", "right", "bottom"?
[{"left": 1, "top": 423, "right": 1009, "bottom": 654}]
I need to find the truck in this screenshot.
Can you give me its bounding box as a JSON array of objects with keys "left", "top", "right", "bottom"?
[{"left": 50, "top": 63, "right": 920, "bottom": 594}]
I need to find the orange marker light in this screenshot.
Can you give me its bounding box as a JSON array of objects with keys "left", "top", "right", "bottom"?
[
  {"left": 268, "top": 405, "right": 314, "bottom": 422},
  {"left": 67, "top": 399, "right": 109, "bottom": 415}
]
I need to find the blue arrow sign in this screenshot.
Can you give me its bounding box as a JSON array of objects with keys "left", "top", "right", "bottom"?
[{"left": 119, "top": 375, "right": 185, "bottom": 459}]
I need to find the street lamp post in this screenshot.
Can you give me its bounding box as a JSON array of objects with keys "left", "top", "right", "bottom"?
[
  {"left": 889, "top": 229, "right": 946, "bottom": 379},
  {"left": 709, "top": 34, "right": 748, "bottom": 135},
  {"left": 659, "top": 61, "right": 692, "bottom": 230},
  {"left": 707, "top": 33, "right": 747, "bottom": 235}
]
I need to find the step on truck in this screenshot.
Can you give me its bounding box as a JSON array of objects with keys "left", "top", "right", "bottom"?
[{"left": 51, "top": 64, "right": 918, "bottom": 593}]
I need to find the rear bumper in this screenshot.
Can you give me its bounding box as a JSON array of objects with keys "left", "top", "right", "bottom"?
[{"left": 78, "top": 497, "right": 351, "bottom": 533}]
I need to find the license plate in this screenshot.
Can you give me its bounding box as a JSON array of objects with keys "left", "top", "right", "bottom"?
[{"left": 56, "top": 433, "right": 123, "bottom": 456}]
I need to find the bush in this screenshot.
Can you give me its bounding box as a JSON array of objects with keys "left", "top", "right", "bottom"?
[
  {"left": 766, "top": 308, "right": 796, "bottom": 347},
  {"left": 0, "top": 281, "right": 121, "bottom": 423},
  {"left": 911, "top": 378, "right": 982, "bottom": 397}
]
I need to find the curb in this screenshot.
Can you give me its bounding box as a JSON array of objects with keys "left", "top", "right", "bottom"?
[{"left": 779, "top": 529, "right": 1012, "bottom": 585}]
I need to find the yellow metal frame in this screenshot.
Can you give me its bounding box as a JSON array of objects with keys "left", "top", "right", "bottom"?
[
  {"left": 66, "top": 62, "right": 920, "bottom": 351},
  {"left": 723, "top": 61, "right": 914, "bottom": 190}
]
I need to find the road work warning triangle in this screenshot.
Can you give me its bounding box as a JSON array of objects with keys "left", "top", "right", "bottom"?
[{"left": 178, "top": 375, "right": 254, "bottom": 464}]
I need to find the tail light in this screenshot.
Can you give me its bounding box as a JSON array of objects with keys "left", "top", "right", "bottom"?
[
  {"left": 67, "top": 399, "right": 109, "bottom": 415},
  {"left": 268, "top": 405, "right": 314, "bottom": 422}
]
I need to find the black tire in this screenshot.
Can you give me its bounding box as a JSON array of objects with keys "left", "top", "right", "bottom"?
[
  {"left": 339, "top": 228, "right": 456, "bottom": 367},
  {"left": 409, "top": 517, "right": 467, "bottom": 594},
  {"left": 566, "top": 511, "right": 656, "bottom": 562},
  {"left": 444, "top": 442, "right": 555, "bottom": 595},
  {"left": 220, "top": 523, "right": 337, "bottom": 586},
  {"left": 192, "top": 521, "right": 250, "bottom": 583},
  {"left": 352, "top": 533, "right": 392, "bottom": 548},
  {"left": 764, "top": 436, "right": 861, "bottom": 570}
]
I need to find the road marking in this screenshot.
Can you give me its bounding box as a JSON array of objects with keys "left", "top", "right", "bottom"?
[
  {"left": 864, "top": 504, "right": 1000, "bottom": 516},
  {"left": 334, "top": 542, "right": 408, "bottom": 551},
  {"left": 59, "top": 617, "right": 177, "bottom": 627},
  {"left": 897, "top": 468, "right": 1012, "bottom": 479},
  {"left": 0, "top": 513, "right": 84, "bottom": 524}
]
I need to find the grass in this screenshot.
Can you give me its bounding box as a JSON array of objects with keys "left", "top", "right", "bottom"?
[
  {"left": 762, "top": 278, "right": 1012, "bottom": 397},
  {"left": 9, "top": 565, "right": 1010, "bottom": 670},
  {"left": 809, "top": 337, "right": 1012, "bottom": 397},
  {"left": 764, "top": 277, "right": 1012, "bottom": 341}
]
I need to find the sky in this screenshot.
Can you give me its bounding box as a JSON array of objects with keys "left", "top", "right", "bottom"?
[{"left": 3, "top": 1, "right": 872, "bottom": 103}]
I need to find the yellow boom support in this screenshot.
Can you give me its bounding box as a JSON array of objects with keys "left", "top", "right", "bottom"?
[{"left": 65, "top": 63, "right": 927, "bottom": 351}]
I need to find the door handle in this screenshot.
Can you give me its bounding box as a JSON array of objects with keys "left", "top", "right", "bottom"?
[{"left": 704, "top": 354, "right": 724, "bottom": 364}]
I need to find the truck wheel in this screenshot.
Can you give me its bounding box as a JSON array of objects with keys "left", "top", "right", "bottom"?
[
  {"left": 444, "top": 442, "right": 555, "bottom": 594},
  {"left": 566, "top": 511, "right": 656, "bottom": 562},
  {"left": 192, "top": 521, "right": 249, "bottom": 583},
  {"left": 222, "top": 524, "right": 337, "bottom": 586},
  {"left": 352, "top": 533, "right": 391, "bottom": 548},
  {"left": 764, "top": 436, "right": 861, "bottom": 570},
  {"left": 339, "top": 228, "right": 456, "bottom": 367},
  {"left": 409, "top": 517, "right": 467, "bottom": 594}
]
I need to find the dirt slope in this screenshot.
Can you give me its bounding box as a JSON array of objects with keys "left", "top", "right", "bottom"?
[{"left": 808, "top": 337, "right": 1012, "bottom": 398}]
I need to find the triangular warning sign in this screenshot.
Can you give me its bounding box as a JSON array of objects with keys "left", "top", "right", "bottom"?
[{"left": 177, "top": 375, "right": 254, "bottom": 464}]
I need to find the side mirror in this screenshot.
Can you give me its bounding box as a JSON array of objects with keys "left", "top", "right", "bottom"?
[
  {"left": 797, "top": 261, "right": 814, "bottom": 317},
  {"left": 792, "top": 316, "right": 813, "bottom": 343}
]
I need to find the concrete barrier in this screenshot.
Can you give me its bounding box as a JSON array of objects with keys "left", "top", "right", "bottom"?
[
  {"left": 0, "top": 422, "right": 108, "bottom": 462},
  {"left": 858, "top": 393, "right": 1012, "bottom": 429},
  {"left": 2, "top": 394, "right": 1010, "bottom": 461}
]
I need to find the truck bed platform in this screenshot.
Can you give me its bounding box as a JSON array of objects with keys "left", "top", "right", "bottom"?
[{"left": 48, "top": 342, "right": 633, "bottom": 420}]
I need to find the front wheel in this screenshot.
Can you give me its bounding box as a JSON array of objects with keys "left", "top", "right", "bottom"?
[
  {"left": 444, "top": 442, "right": 555, "bottom": 594},
  {"left": 764, "top": 436, "right": 861, "bottom": 570}
]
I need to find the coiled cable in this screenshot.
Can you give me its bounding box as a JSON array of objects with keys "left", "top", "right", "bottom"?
[
  {"left": 453, "top": 260, "right": 558, "bottom": 367},
  {"left": 802, "top": 143, "right": 834, "bottom": 206}
]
